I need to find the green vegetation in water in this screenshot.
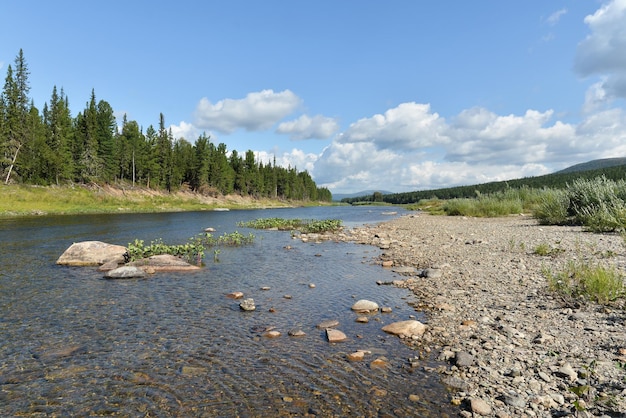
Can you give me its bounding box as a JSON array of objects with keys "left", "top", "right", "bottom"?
[
  {"left": 543, "top": 259, "right": 625, "bottom": 305},
  {"left": 127, "top": 231, "right": 255, "bottom": 264},
  {"left": 238, "top": 217, "right": 342, "bottom": 233}
]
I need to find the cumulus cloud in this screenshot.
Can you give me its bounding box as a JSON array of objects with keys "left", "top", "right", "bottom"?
[
  {"left": 312, "top": 141, "right": 408, "bottom": 192},
  {"left": 339, "top": 102, "right": 449, "bottom": 150},
  {"left": 310, "top": 101, "right": 626, "bottom": 194},
  {"left": 256, "top": 148, "right": 318, "bottom": 172},
  {"left": 446, "top": 108, "right": 576, "bottom": 165},
  {"left": 169, "top": 121, "right": 201, "bottom": 141},
  {"left": 575, "top": 0, "right": 626, "bottom": 100},
  {"left": 276, "top": 114, "right": 340, "bottom": 140},
  {"left": 193, "top": 89, "right": 302, "bottom": 133}
]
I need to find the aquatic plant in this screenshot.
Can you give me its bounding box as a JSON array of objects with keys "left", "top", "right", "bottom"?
[
  {"left": 127, "top": 231, "right": 255, "bottom": 264},
  {"left": 238, "top": 217, "right": 342, "bottom": 233}
]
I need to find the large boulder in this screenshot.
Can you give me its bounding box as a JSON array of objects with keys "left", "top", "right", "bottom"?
[
  {"left": 56, "top": 241, "right": 127, "bottom": 266},
  {"left": 127, "top": 254, "right": 201, "bottom": 272},
  {"left": 381, "top": 320, "right": 427, "bottom": 338}
]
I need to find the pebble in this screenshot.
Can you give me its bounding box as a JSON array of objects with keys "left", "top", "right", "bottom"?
[
  {"left": 325, "top": 214, "right": 626, "bottom": 416},
  {"left": 470, "top": 398, "right": 491, "bottom": 416}
]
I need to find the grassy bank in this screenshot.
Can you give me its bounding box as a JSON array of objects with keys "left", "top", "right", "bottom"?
[
  {"left": 0, "top": 184, "right": 321, "bottom": 217},
  {"left": 410, "top": 177, "right": 626, "bottom": 232}
]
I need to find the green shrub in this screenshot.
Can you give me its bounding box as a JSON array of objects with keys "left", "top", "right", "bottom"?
[
  {"left": 535, "top": 189, "right": 570, "bottom": 225},
  {"left": 544, "top": 260, "right": 625, "bottom": 304},
  {"left": 534, "top": 177, "right": 626, "bottom": 231},
  {"left": 442, "top": 195, "right": 523, "bottom": 217}
]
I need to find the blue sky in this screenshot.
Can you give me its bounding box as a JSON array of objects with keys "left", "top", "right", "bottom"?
[{"left": 2, "top": 1, "right": 626, "bottom": 194}]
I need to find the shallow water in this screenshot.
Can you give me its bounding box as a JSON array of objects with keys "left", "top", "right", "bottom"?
[{"left": 0, "top": 207, "right": 455, "bottom": 416}]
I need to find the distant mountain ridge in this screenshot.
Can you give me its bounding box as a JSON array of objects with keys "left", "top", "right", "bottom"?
[
  {"left": 556, "top": 157, "right": 626, "bottom": 174},
  {"left": 339, "top": 157, "right": 626, "bottom": 204},
  {"left": 332, "top": 190, "right": 393, "bottom": 201}
]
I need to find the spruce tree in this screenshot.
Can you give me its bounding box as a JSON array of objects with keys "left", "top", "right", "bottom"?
[{"left": 2, "top": 49, "right": 32, "bottom": 184}]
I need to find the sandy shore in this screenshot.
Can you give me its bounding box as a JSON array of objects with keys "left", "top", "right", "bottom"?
[{"left": 334, "top": 213, "right": 626, "bottom": 417}]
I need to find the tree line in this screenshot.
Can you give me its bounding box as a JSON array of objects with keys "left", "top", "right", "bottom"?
[
  {"left": 343, "top": 164, "right": 626, "bottom": 205},
  {"left": 0, "top": 49, "right": 332, "bottom": 202}
]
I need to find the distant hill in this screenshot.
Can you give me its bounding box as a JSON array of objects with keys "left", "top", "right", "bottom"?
[
  {"left": 556, "top": 157, "right": 626, "bottom": 174},
  {"left": 340, "top": 157, "right": 626, "bottom": 204},
  {"left": 332, "top": 190, "right": 393, "bottom": 201}
]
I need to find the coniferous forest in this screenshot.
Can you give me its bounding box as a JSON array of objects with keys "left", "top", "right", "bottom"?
[{"left": 0, "top": 50, "right": 332, "bottom": 202}]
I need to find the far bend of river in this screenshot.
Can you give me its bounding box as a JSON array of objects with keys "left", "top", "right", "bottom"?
[{"left": 0, "top": 206, "right": 456, "bottom": 417}]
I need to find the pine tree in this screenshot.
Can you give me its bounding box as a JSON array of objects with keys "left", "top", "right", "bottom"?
[
  {"left": 155, "top": 113, "right": 172, "bottom": 190},
  {"left": 74, "top": 90, "right": 102, "bottom": 181},
  {"left": 96, "top": 99, "right": 117, "bottom": 182},
  {"left": 1, "top": 49, "right": 32, "bottom": 184},
  {"left": 43, "top": 86, "right": 74, "bottom": 184},
  {"left": 192, "top": 133, "right": 211, "bottom": 191}
]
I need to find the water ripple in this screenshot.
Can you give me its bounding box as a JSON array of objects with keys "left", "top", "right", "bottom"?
[{"left": 0, "top": 208, "right": 456, "bottom": 416}]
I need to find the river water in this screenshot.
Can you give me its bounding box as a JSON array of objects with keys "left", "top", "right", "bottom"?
[{"left": 0, "top": 206, "right": 455, "bottom": 417}]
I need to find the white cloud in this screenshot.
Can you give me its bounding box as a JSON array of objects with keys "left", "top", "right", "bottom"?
[
  {"left": 256, "top": 148, "right": 318, "bottom": 172},
  {"left": 339, "top": 102, "right": 449, "bottom": 150},
  {"left": 276, "top": 114, "right": 339, "bottom": 140},
  {"left": 583, "top": 81, "right": 610, "bottom": 114},
  {"left": 310, "top": 102, "right": 626, "bottom": 194},
  {"left": 575, "top": 108, "right": 626, "bottom": 156},
  {"left": 546, "top": 8, "right": 567, "bottom": 26},
  {"left": 312, "top": 141, "right": 407, "bottom": 192},
  {"left": 575, "top": 0, "right": 626, "bottom": 100},
  {"left": 446, "top": 108, "right": 575, "bottom": 165},
  {"left": 170, "top": 121, "right": 200, "bottom": 141},
  {"left": 193, "top": 89, "right": 302, "bottom": 133}
]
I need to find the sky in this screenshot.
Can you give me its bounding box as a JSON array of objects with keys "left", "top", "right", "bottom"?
[{"left": 2, "top": 1, "right": 626, "bottom": 195}]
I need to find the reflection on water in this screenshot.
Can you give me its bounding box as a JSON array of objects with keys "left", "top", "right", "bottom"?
[{"left": 0, "top": 207, "right": 455, "bottom": 416}]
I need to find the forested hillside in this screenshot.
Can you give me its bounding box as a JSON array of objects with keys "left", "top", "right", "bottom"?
[
  {"left": 0, "top": 50, "right": 331, "bottom": 202},
  {"left": 343, "top": 163, "right": 626, "bottom": 204}
]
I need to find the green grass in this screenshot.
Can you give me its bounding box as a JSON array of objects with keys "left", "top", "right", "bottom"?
[
  {"left": 0, "top": 184, "right": 301, "bottom": 217},
  {"left": 533, "top": 243, "right": 564, "bottom": 257},
  {"left": 543, "top": 260, "right": 625, "bottom": 304}
]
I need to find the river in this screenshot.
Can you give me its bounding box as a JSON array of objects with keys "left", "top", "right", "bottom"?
[{"left": 0, "top": 206, "right": 455, "bottom": 417}]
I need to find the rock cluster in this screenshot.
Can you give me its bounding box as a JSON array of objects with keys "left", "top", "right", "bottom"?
[
  {"left": 329, "top": 213, "right": 626, "bottom": 417},
  {"left": 56, "top": 240, "right": 201, "bottom": 277}
]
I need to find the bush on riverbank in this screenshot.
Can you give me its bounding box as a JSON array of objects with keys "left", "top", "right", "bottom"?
[{"left": 414, "top": 176, "right": 626, "bottom": 232}]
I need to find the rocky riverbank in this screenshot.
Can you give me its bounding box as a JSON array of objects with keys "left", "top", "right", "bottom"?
[{"left": 326, "top": 213, "right": 626, "bottom": 417}]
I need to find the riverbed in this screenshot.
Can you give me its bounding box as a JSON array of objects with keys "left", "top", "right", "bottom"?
[{"left": 0, "top": 206, "right": 455, "bottom": 416}]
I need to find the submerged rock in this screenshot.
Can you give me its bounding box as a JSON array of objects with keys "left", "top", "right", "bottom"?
[
  {"left": 316, "top": 319, "right": 340, "bottom": 329},
  {"left": 351, "top": 299, "right": 379, "bottom": 313},
  {"left": 128, "top": 254, "right": 201, "bottom": 272},
  {"left": 288, "top": 328, "right": 306, "bottom": 337},
  {"left": 326, "top": 329, "right": 347, "bottom": 343},
  {"left": 56, "top": 241, "right": 127, "bottom": 266},
  {"left": 104, "top": 266, "right": 147, "bottom": 279},
  {"left": 239, "top": 298, "right": 256, "bottom": 311}
]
